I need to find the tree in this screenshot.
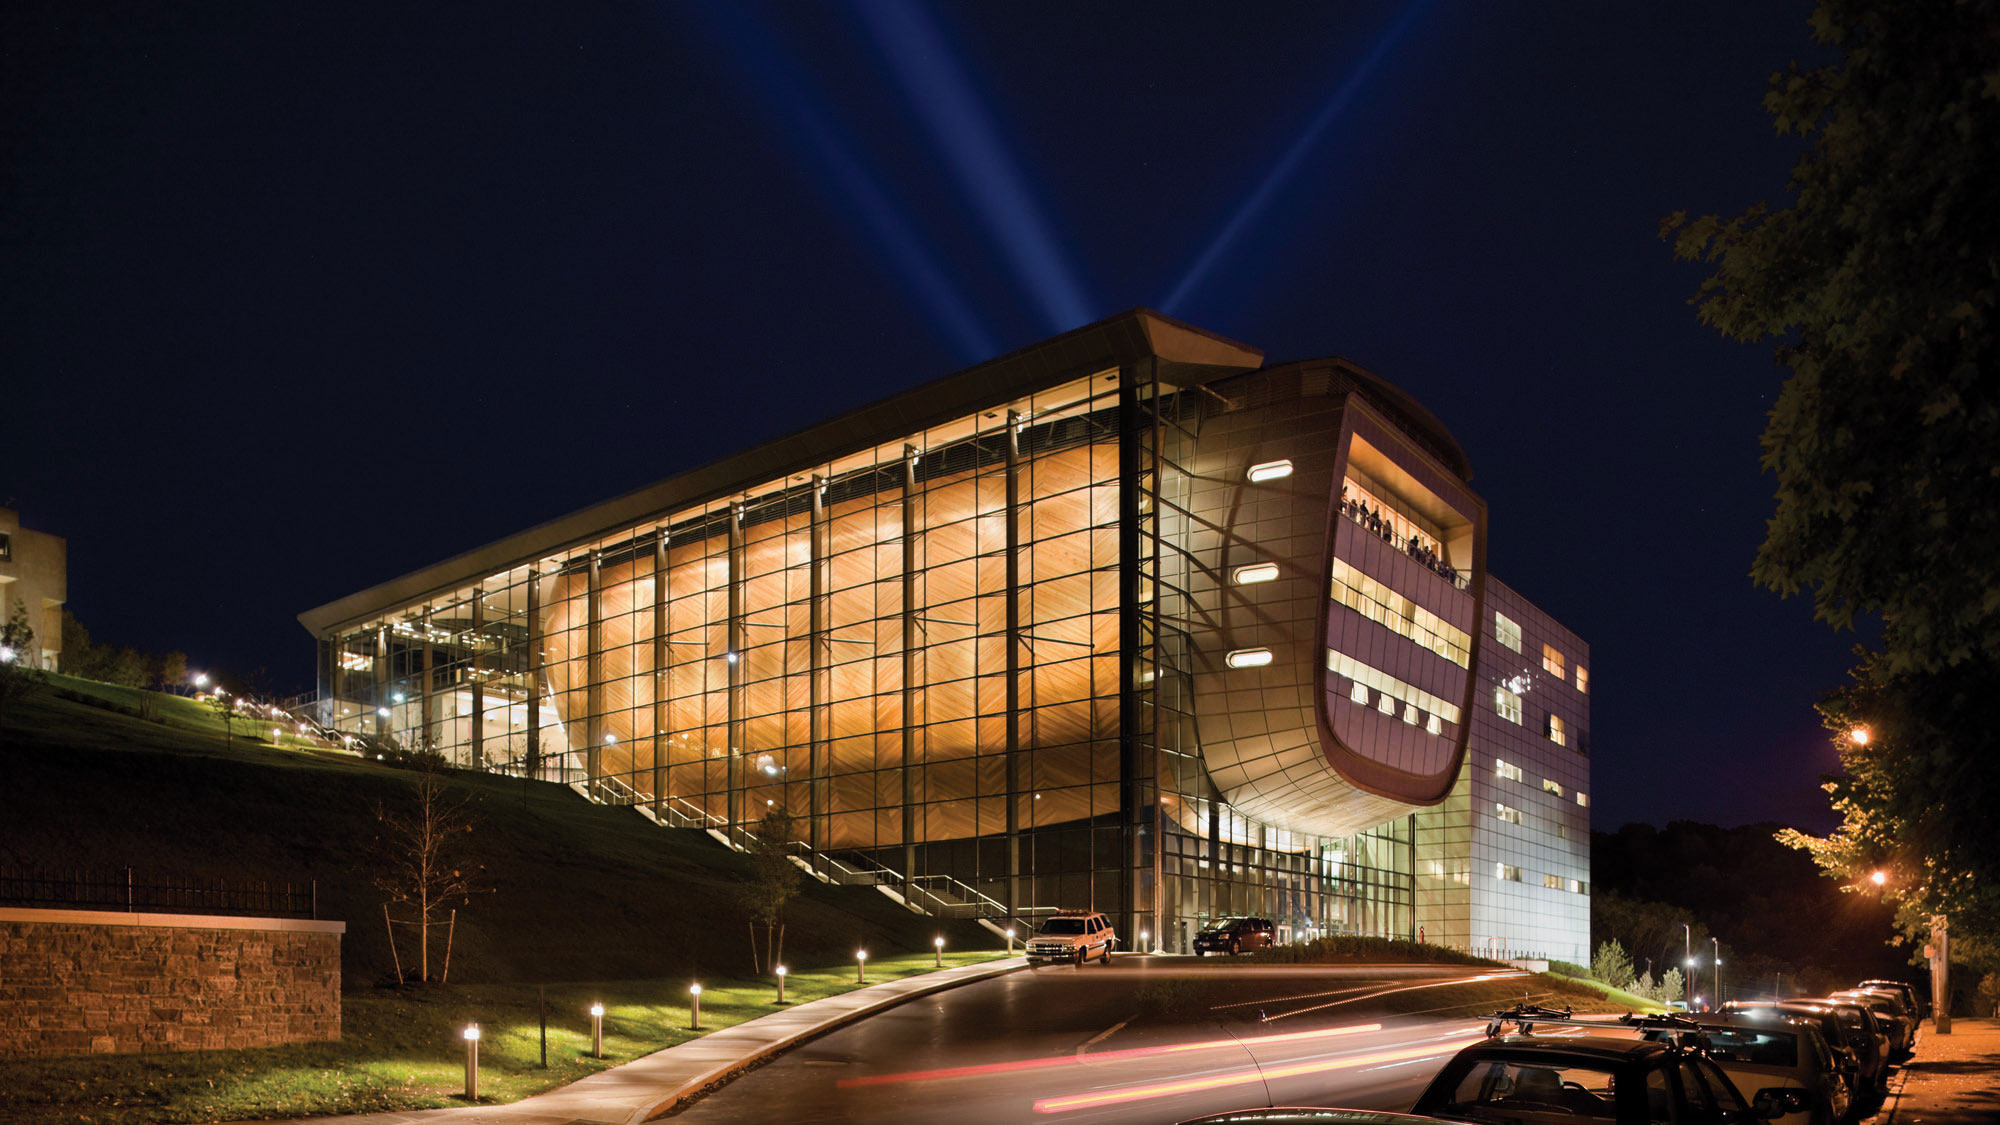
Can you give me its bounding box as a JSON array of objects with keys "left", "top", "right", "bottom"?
[
  {"left": 0, "top": 604, "right": 40, "bottom": 720},
  {"left": 209, "top": 689, "right": 240, "bottom": 746},
  {"left": 735, "top": 807, "right": 803, "bottom": 974},
  {"left": 371, "top": 763, "right": 486, "bottom": 983},
  {"left": 1656, "top": 968, "right": 1687, "bottom": 1007},
  {"left": 156, "top": 650, "right": 187, "bottom": 691},
  {"left": 1664, "top": 1, "right": 2000, "bottom": 948},
  {"left": 1591, "top": 939, "right": 1636, "bottom": 991}
]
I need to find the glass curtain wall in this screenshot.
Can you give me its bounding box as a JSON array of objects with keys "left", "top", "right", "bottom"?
[
  {"left": 324, "top": 371, "right": 1127, "bottom": 915},
  {"left": 319, "top": 363, "right": 1418, "bottom": 943}
]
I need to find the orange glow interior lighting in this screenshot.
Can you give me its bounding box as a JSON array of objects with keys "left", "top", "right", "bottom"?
[
  {"left": 1031, "top": 1036, "right": 1480, "bottom": 1114},
  {"left": 840, "top": 1022, "right": 1382, "bottom": 1088},
  {"left": 1231, "top": 562, "right": 1281, "bottom": 585},
  {"left": 1225, "top": 648, "right": 1274, "bottom": 669},
  {"left": 1246, "top": 459, "right": 1294, "bottom": 483}
]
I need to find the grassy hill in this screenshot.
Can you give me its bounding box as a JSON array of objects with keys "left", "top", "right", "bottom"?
[{"left": 0, "top": 673, "right": 994, "bottom": 986}]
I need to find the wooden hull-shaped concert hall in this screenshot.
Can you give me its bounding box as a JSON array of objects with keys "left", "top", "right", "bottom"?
[{"left": 300, "top": 310, "right": 1593, "bottom": 962}]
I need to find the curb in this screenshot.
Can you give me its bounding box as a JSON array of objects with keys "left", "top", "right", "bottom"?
[{"left": 636, "top": 957, "right": 1029, "bottom": 1122}]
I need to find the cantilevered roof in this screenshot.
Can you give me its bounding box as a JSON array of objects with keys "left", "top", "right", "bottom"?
[{"left": 299, "top": 308, "right": 1263, "bottom": 636}]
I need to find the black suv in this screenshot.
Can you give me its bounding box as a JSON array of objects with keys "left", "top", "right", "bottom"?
[
  {"left": 1409, "top": 1006, "right": 1809, "bottom": 1124},
  {"left": 1193, "top": 916, "right": 1276, "bottom": 956}
]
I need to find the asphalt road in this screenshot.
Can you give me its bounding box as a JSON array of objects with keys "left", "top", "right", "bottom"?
[{"left": 674, "top": 958, "right": 1526, "bottom": 1124}]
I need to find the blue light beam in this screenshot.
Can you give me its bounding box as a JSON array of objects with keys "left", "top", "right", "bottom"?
[
  {"left": 678, "top": 2, "right": 996, "bottom": 361},
  {"left": 1162, "top": 0, "right": 1434, "bottom": 314},
  {"left": 854, "top": 2, "right": 1094, "bottom": 333}
]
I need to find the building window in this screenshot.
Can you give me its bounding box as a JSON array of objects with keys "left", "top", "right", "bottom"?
[
  {"left": 1495, "top": 758, "right": 1523, "bottom": 782},
  {"left": 1232, "top": 562, "right": 1280, "bottom": 585},
  {"left": 1425, "top": 713, "right": 1442, "bottom": 735},
  {"left": 1329, "top": 560, "right": 1472, "bottom": 667},
  {"left": 1247, "top": 459, "right": 1293, "bottom": 483},
  {"left": 1546, "top": 713, "right": 1567, "bottom": 747},
  {"left": 1575, "top": 791, "right": 1589, "bottom": 808},
  {"left": 1328, "top": 649, "right": 1462, "bottom": 727},
  {"left": 1574, "top": 880, "right": 1590, "bottom": 895},
  {"left": 1576, "top": 665, "right": 1589, "bottom": 694},
  {"left": 0, "top": 531, "right": 11, "bottom": 562},
  {"left": 1225, "top": 647, "right": 1273, "bottom": 669},
  {"left": 1495, "top": 686, "right": 1523, "bottom": 725},
  {"left": 1496, "top": 863, "right": 1522, "bottom": 882},
  {"left": 1542, "top": 643, "right": 1565, "bottom": 679},
  {"left": 1542, "top": 778, "right": 1564, "bottom": 798},
  {"left": 1350, "top": 680, "right": 1369, "bottom": 704},
  {"left": 1496, "top": 613, "right": 1522, "bottom": 652},
  {"left": 1544, "top": 873, "right": 1564, "bottom": 889},
  {"left": 1495, "top": 803, "right": 1521, "bottom": 825}
]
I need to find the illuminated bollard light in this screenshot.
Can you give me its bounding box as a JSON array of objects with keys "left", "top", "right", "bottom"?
[
  {"left": 690, "top": 983, "right": 702, "bottom": 1030},
  {"left": 934, "top": 935, "right": 944, "bottom": 968},
  {"left": 590, "top": 1003, "right": 604, "bottom": 1059},
  {"left": 856, "top": 949, "right": 868, "bottom": 984},
  {"left": 1006, "top": 927, "right": 1016, "bottom": 954},
  {"left": 462, "top": 1023, "right": 481, "bottom": 1100},
  {"left": 1140, "top": 928, "right": 1150, "bottom": 952},
  {"left": 776, "top": 964, "right": 787, "bottom": 1005}
]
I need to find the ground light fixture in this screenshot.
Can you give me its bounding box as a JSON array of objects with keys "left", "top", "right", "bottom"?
[
  {"left": 462, "top": 1024, "right": 480, "bottom": 1100},
  {"left": 590, "top": 1003, "right": 604, "bottom": 1058},
  {"left": 934, "top": 935, "right": 944, "bottom": 967},
  {"left": 857, "top": 949, "right": 868, "bottom": 983},
  {"left": 689, "top": 984, "right": 702, "bottom": 1030},
  {"left": 1140, "top": 928, "right": 1150, "bottom": 951},
  {"left": 1006, "top": 927, "right": 1016, "bottom": 953},
  {"left": 775, "top": 965, "right": 787, "bottom": 1005}
]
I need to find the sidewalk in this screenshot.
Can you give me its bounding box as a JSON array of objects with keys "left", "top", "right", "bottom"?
[
  {"left": 1881, "top": 1018, "right": 2000, "bottom": 1125},
  {"left": 272, "top": 956, "right": 1027, "bottom": 1125}
]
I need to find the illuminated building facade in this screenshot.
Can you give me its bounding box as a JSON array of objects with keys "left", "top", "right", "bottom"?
[{"left": 300, "top": 311, "right": 1588, "bottom": 960}]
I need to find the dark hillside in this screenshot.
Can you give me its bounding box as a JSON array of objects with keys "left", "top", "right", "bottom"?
[
  {"left": 1593, "top": 820, "right": 1907, "bottom": 996},
  {"left": 0, "top": 675, "right": 991, "bottom": 987}
]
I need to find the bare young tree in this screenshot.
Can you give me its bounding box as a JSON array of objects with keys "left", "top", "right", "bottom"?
[
  {"left": 371, "top": 763, "right": 487, "bottom": 983},
  {"left": 736, "top": 807, "right": 802, "bottom": 974}
]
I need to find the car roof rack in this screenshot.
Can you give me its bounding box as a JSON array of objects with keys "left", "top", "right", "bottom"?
[{"left": 1482, "top": 1004, "right": 1712, "bottom": 1050}]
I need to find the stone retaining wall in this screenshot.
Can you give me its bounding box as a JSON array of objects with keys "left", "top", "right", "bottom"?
[{"left": 0, "top": 907, "right": 344, "bottom": 1056}]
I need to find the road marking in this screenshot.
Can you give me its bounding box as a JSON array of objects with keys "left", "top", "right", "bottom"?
[{"left": 1078, "top": 1017, "right": 1131, "bottom": 1055}]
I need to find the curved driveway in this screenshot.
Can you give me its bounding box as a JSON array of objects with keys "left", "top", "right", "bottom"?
[{"left": 675, "top": 958, "right": 1520, "bottom": 1124}]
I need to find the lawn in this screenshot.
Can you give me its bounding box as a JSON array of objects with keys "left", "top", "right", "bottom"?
[{"left": 0, "top": 952, "right": 1009, "bottom": 1123}]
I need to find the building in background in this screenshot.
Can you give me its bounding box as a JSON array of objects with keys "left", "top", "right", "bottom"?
[
  {"left": 0, "top": 507, "right": 66, "bottom": 671},
  {"left": 299, "top": 310, "right": 1589, "bottom": 961}
]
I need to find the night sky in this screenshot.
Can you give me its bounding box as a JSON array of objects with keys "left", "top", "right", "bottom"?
[{"left": 2, "top": 2, "right": 1855, "bottom": 833}]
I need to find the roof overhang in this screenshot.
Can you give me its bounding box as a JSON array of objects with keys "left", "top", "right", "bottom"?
[{"left": 298, "top": 308, "right": 1262, "bottom": 636}]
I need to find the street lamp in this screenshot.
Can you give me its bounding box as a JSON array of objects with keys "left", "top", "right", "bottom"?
[
  {"left": 1711, "top": 937, "right": 1722, "bottom": 1007},
  {"left": 1682, "top": 923, "right": 1693, "bottom": 1007}
]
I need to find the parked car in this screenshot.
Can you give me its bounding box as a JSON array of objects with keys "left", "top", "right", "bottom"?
[
  {"left": 1856, "top": 979, "right": 1923, "bottom": 1021},
  {"left": 1644, "top": 1013, "right": 1849, "bottom": 1125},
  {"left": 1194, "top": 916, "right": 1277, "bottom": 956},
  {"left": 1723, "top": 1000, "right": 1885, "bottom": 1110},
  {"left": 1828, "top": 990, "right": 1915, "bottom": 1061},
  {"left": 1812, "top": 998, "right": 1894, "bottom": 1097},
  {"left": 1406, "top": 1006, "right": 1809, "bottom": 1124},
  {"left": 1024, "top": 910, "right": 1116, "bottom": 967}
]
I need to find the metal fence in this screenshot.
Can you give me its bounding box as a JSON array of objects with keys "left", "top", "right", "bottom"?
[{"left": 0, "top": 866, "right": 318, "bottom": 919}]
